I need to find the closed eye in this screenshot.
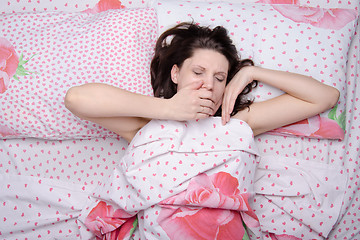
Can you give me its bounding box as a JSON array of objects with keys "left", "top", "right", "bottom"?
[{"left": 215, "top": 74, "right": 226, "bottom": 82}]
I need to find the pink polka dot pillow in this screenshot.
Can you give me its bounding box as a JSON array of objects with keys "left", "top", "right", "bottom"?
[
  {"left": 0, "top": 8, "right": 157, "bottom": 139},
  {"left": 2, "top": 0, "right": 148, "bottom": 13},
  {"left": 153, "top": 0, "right": 358, "bottom": 140}
]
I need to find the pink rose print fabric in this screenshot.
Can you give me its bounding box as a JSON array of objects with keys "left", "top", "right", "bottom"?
[
  {"left": 79, "top": 118, "right": 262, "bottom": 239},
  {"left": 0, "top": 37, "right": 19, "bottom": 94},
  {"left": 83, "top": 0, "right": 125, "bottom": 14},
  {"left": 257, "top": 0, "right": 299, "bottom": 3},
  {"left": 157, "top": 172, "right": 258, "bottom": 240},
  {"left": 269, "top": 233, "right": 302, "bottom": 240},
  {"left": 154, "top": 0, "right": 357, "bottom": 141},
  {"left": 253, "top": 1, "right": 355, "bottom": 140},
  {"left": 0, "top": 37, "right": 35, "bottom": 137},
  {"left": 85, "top": 201, "right": 137, "bottom": 239},
  {"left": 271, "top": 4, "right": 358, "bottom": 30},
  {"left": 76, "top": 118, "right": 345, "bottom": 239},
  {"left": 0, "top": 0, "right": 359, "bottom": 239},
  {"left": 0, "top": 7, "right": 157, "bottom": 139},
  {"left": 0, "top": 124, "right": 19, "bottom": 137},
  {"left": 257, "top": 0, "right": 358, "bottom": 30},
  {"left": 0, "top": 37, "right": 36, "bottom": 94},
  {"left": 269, "top": 113, "right": 345, "bottom": 139},
  {"left": 0, "top": 118, "right": 348, "bottom": 239}
]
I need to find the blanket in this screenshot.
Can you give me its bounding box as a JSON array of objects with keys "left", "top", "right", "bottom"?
[
  {"left": 78, "top": 118, "right": 261, "bottom": 239},
  {"left": 0, "top": 118, "right": 347, "bottom": 240}
]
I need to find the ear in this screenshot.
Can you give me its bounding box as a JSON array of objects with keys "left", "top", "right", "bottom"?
[{"left": 171, "top": 64, "right": 179, "bottom": 84}]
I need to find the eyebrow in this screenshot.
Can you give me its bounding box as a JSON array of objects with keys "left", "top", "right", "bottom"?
[{"left": 193, "top": 65, "right": 227, "bottom": 75}]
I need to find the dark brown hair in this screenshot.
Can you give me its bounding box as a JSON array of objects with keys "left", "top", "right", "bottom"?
[{"left": 150, "top": 22, "right": 257, "bottom": 116}]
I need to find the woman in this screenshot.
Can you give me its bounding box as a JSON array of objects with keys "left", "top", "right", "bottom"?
[
  {"left": 65, "top": 22, "right": 339, "bottom": 142},
  {"left": 65, "top": 22, "right": 339, "bottom": 239}
]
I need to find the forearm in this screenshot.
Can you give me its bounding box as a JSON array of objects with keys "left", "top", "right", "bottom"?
[
  {"left": 65, "top": 83, "right": 170, "bottom": 120},
  {"left": 249, "top": 66, "right": 340, "bottom": 109}
]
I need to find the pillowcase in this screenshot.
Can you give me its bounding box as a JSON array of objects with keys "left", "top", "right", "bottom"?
[
  {"left": 181, "top": 0, "right": 360, "bottom": 11},
  {"left": 0, "top": 8, "right": 157, "bottom": 139},
  {"left": 2, "top": 0, "right": 148, "bottom": 14},
  {"left": 3, "top": 0, "right": 357, "bottom": 14},
  {"left": 153, "top": 0, "right": 358, "bottom": 140},
  {"left": 297, "top": 0, "right": 360, "bottom": 9}
]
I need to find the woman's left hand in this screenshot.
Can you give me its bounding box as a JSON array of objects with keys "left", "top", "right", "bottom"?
[{"left": 221, "top": 66, "right": 254, "bottom": 125}]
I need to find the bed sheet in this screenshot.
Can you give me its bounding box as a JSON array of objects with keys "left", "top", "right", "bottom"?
[
  {"left": 0, "top": 137, "right": 127, "bottom": 189},
  {"left": 1, "top": 0, "right": 360, "bottom": 239}
]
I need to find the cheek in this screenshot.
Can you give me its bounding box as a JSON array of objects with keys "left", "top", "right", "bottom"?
[
  {"left": 214, "top": 82, "right": 226, "bottom": 99},
  {"left": 176, "top": 75, "right": 196, "bottom": 90},
  {"left": 213, "top": 83, "right": 226, "bottom": 107}
]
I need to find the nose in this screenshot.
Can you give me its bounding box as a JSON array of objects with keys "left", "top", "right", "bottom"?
[{"left": 202, "top": 75, "right": 214, "bottom": 91}]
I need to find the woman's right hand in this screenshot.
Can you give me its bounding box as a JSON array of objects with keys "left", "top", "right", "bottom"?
[{"left": 168, "top": 80, "right": 215, "bottom": 121}]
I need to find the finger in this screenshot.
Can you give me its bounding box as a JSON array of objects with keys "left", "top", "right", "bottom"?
[
  {"left": 221, "top": 102, "right": 227, "bottom": 125},
  {"left": 198, "top": 89, "right": 216, "bottom": 114},
  {"left": 198, "top": 105, "right": 213, "bottom": 116},
  {"left": 222, "top": 106, "right": 230, "bottom": 125},
  {"left": 222, "top": 88, "right": 236, "bottom": 123},
  {"left": 199, "top": 99, "right": 215, "bottom": 114},
  {"left": 222, "top": 89, "right": 230, "bottom": 122},
  {"left": 197, "top": 89, "right": 214, "bottom": 102},
  {"left": 199, "top": 97, "right": 215, "bottom": 107},
  {"left": 195, "top": 112, "right": 212, "bottom": 120},
  {"left": 226, "top": 94, "right": 236, "bottom": 118},
  {"left": 183, "top": 80, "right": 203, "bottom": 90}
]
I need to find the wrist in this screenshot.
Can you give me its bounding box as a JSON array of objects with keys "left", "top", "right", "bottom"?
[
  {"left": 156, "top": 97, "right": 174, "bottom": 120},
  {"left": 236, "top": 65, "right": 257, "bottom": 86},
  {"left": 245, "top": 65, "right": 257, "bottom": 83}
]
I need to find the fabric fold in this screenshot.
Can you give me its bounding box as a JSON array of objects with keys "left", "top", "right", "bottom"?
[
  {"left": 0, "top": 118, "right": 347, "bottom": 240},
  {"left": 79, "top": 118, "right": 262, "bottom": 239},
  {"left": 0, "top": 174, "right": 91, "bottom": 239},
  {"left": 253, "top": 156, "right": 347, "bottom": 239}
]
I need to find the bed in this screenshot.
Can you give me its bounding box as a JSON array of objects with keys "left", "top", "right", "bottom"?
[{"left": 0, "top": 0, "right": 359, "bottom": 239}]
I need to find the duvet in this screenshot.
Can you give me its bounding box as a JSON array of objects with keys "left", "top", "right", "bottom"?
[{"left": 1, "top": 118, "right": 346, "bottom": 239}]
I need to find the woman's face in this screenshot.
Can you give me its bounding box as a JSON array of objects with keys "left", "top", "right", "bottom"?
[{"left": 171, "top": 49, "right": 229, "bottom": 114}]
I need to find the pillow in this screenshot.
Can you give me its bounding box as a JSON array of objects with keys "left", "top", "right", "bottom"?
[
  {"left": 0, "top": 8, "right": 157, "bottom": 139},
  {"left": 180, "top": 0, "right": 360, "bottom": 10},
  {"left": 2, "top": 0, "right": 148, "bottom": 14},
  {"left": 2, "top": 0, "right": 99, "bottom": 13},
  {"left": 152, "top": 0, "right": 358, "bottom": 140},
  {"left": 297, "top": 0, "right": 360, "bottom": 9}
]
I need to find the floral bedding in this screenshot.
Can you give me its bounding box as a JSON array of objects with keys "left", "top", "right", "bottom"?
[
  {"left": 0, "top": 118, "right": 348, "bottom": 239},
  {"left": 0, "top": 0, "right": 359, "bottom": 239}
]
